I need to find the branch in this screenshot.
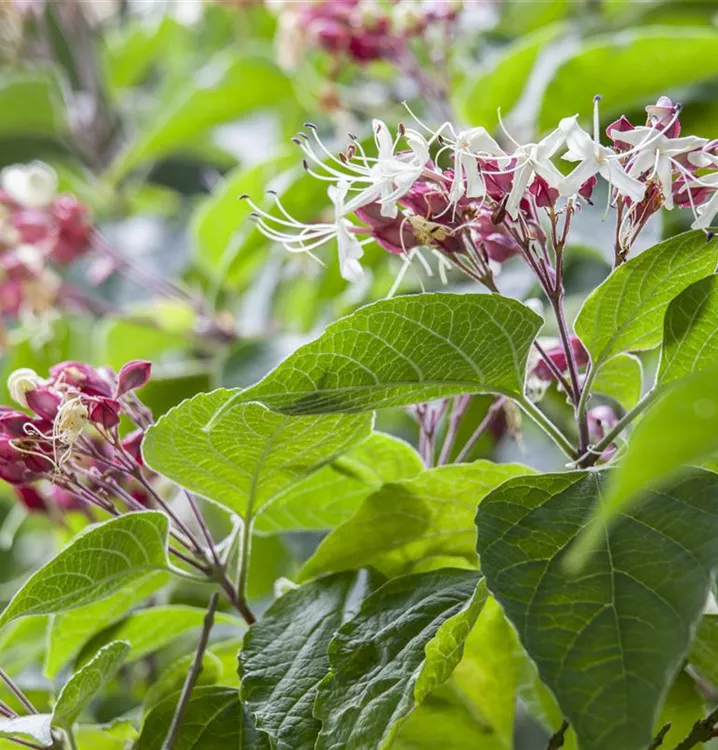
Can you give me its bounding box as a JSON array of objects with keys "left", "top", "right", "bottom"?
[
  {"left": 649, "top": 723, "right": 671, "bottom": 749},
  {"left": 672, "top": 706, "right": 718, "bottom": 750},
  {"left": 546, "top": 720, "right": 569, "bottom": 750},
  {"left": 0, "top": 668, "right": 37, "bottom": 715},
  {"left": 161, "top": 593, "right": 220, "bottom": 750}
]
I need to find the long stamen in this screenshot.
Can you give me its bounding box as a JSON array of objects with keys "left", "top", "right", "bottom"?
[{"left": 593, "top": 94, "right": 602, "bottom": 144}]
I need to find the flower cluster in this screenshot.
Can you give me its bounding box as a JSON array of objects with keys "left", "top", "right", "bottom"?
[
  {"left": 0, "top": 360, "right": 153, "bottom": 518},
  {"left": 268, "top": 0, "right": 462, "bottom": 69},
  {"left": 247, "top": 96, "right": 718, "bottom": 283},
  {"left": 0, "top": 162, "right": 93, "bottom": 325}
]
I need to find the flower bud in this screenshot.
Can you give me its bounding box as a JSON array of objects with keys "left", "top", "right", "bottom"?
[
  {"left": 117, "top": 360, "right": 152, "bottom": 397},
  {"left": 25, "top": 388, "right": 61, "bottom": 420},
  {"left": 533, "top": 336, "right": 589, "bottom": 381},
  {"left": 121, "top": 428, "right": 145, "bottom": 465},
  {"left": 89, "top": 398, "right": 121, "bottom": 430},
  {"left": 0, "top": 162, "right": 58, "bottom": 210},
  {"left": 7, "top": 368, "right": 43, "bottom": 408}
]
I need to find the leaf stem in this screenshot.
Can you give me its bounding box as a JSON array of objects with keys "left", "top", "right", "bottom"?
[
  {"left": 0, "top": 668, "right": 37, "bottom": 715},
  {"left": 518, "top": 398, "right": 576, "bottom": 459},
  {"left": 235, "top": 517, "right": 256, "bottom": 626},
  {"left": 576, "top": 387, "right": 659, "bottom": 468},
  {"left": 64, "top": 727, "right": 79, "bottom": 750},
  {"left": 648, "top": 723, "right": 671, "bottom": 750},
  {"left": 161, "top": 593, "right": 219, "bottom": 750},
  {"left": 546, "top": 720, "right": 569, "bottom": 750},
  {"left": 454, "top": 397, "right": 505, "bottom": 464}
]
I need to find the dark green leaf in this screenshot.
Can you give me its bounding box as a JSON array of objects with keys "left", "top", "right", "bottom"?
[
  {"left": 575, "top": 231, "right": 718, "bottom": 370},
  {"left": 477, "top": 470, "right": 718, "bottom": 750},
  {"left": 689, "top": 614, "right": 718, "bottom": 688},
  {"left": 136, "top": 686, "right": 268, "bottom": 750},
  {"left": 143, "top": 392, "right": 372, "bottom": 520},
  {"left": 300, "top": 461, "right": 533, "bottom": 580},
  {"left": 53, "top": 641, "right": 129, "bottom": 727},
  {"left": 314, "top": 570, "right": 486, "bottom": 750},
  {"left": 659, "top": 275, "right": 718, "bottom": 384},
  {"left": 255, "top": 433, "right": 423, "bottom": 534},
  {"left": 0, "top": 512, "right": 169, "bottom": 629},
  {"left": 240, "top": 572, "right": 374, "bottom": 750},
  {"left": 214, "top": 293, "right": 542, "bottom": 417}
]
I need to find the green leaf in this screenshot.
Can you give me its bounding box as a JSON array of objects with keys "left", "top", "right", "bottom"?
[
  {"left": 300, "top": 461, "right": 533, "bottom": 580},
  {"left": 46, "top": 571, "right": 169, "bottom": 678},
  {"left": 216, "top": 293, "right": 542, "bottom": 417},
  {"left": 79, "top": 605, "right": 243, "bottom": 665},
  {"left": 314, "top": 570, "right": 486, "bottom": 750},
  {"left": 240, "top": 572, "right": 375, "bottom": 750},
  {"left": 0, "top": 715, "right": 53, "bottom": 746},
  {"left": 53, "top": 641, "right": 129, "bottom": 727},
  {"left": 0, "top": 512, "right": 169, "bottom": 630},
  {"left": 136, "top": 686, "right": 269, "bottom": 750},
  {"left": 659, "top": 275, "right": 718, "bottom": 385},
  {"left": 575, "top": 231, "right": 718, "bottom": 370},
  {"left": 143, "top": 392, "right": 372, "bottom": 521},
  {"left": 689, "top": 614, "right": 718, "bottom": 688},
  {"left": 589, "top": 364, "right": 718, "bottom": 539},
  {"left": 539, "top": 28, "right": 718, "bottom": 131},
  {"left": 191, "top": 153, "right": 295, "bottom": 279},
  {"left": 592, "top": 353, "right": 643, "bottom": 410},
  {"left": 0, "top": 617, "right": 48, "bottom": 675},
  {"left": 0, "top": 69, "right": 68, "bottom": 138},
  {"left": 477, "top": 469, "right": 718, "bottom": 750},
  {"left": 655, "top": 670, "right": 704, "bottom": 747},
  {"left": 458, "top": 24, "right": 565, "bottom": 131},
  {"left": 144, "top": 651, "right": 223, "bottom": 711},
  {"left": 107, "top": 53, "right": 291, "bottom": 180},
  {"left": 255, "top": 432, "right": 423, "bottom": 534},
  {"left": 76, "top": 720, "right": 138, "bottom": 750}
]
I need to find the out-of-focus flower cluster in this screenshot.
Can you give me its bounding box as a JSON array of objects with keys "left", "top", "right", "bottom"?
[
  {"left": 0, "top": 162, "right": 93, "bottom": 329},
  {"left": 268, "top": 0, "right": 462, "bottom": 69},
  {"left": 247, "top": 96, "right": 718, "bottom": 284},
  {"left": 0, "top": 359, "right": 153, "bottom": 518}
]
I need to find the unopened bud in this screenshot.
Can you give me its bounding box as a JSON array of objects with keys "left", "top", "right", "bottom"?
[
  {"left": 117, "top": 360, "right": 152, "bottom": 397},
  {"left": 8, "top": 368, "right": 43, "bottom": 408}
]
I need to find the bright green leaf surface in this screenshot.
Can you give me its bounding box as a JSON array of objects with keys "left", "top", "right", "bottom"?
[
  {"left": 592, "top": 353, "right": 643, "bottom": 410},
  {"left": 241, "top": 572, "right": 374, "bottom": 750},
  {"left": 477, "top": 470, "right": 718, "bottom": 750},
  {"left": 53, "top": 641, "right": 130, "bottom": 727},
  {"left": 79, "top": 605, "right": 243, "bottom": 665},
  {"left": 659, "top": 275, "right": 718, "bottom": 384},
  {"left": 314, "top": 570, "right": 485, "bottom": 750},
  {"left": 46, "top": 571, "right": 169, "bottom": 678},
  {"left": 575, "top": 231, "right": 718, "bottom": 369},
  {"left": 0, "top": 715, "right": 53, "bottom": 746},
  {"left": 0, "top": 512, "right": 169, "bottom": 629},
  {"left": 217, "top": 293, "right": 542, "bottom": 416},
  {"left": 143, "top": 392, "right": 372, "bottom": 520},
  {"left": 255, "top": 432, "right": 422, "bottom": 534},
  {"left": 0, "top": 70, "right": 67, "bottom": 137},
  {"left": 300, "top": 461, "right": 533, "bottom": 580},
  {"left": 143, "top": 651, "right": 223, "bottom": 711},
  {"left": 539, "top": 29, "right": 718, "bottom": 131},
  {"left": 136, "top": 686, "right": 269, "bottom": 750},
  {"left": 655, "top": 670, "right": 704, "bottom": 747}
]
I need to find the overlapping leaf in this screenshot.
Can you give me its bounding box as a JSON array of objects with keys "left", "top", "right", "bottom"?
[
  {"left": 592, "top": 353, "right": 643, "bottom": 410},
  {"left": 0, "top": 512, "right": 169, "bottom": 629},
  {"left": 143, "top": 393, "right": 372, "bottom": 520},
  {"left": 300, "top": 461, "right": 532, "bottom": 580},
  {"left": 477, "top": 470, "right": 718, "bottom": 750}
]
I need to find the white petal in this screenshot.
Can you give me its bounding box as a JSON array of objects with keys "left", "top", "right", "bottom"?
[
  {"left": 656, "top": 155, "right": 674, "bottom": 210},
  {"left": 602, "top": 161, "right": 646, "bottom": 203},
  {"left": 1, "top": 162, "right": 57, "bottom": 210},
  {"left": 337, "top": 224, "right": 365, "bottom": 282},
  {"left": 462, "top": 154, "right": 486, "bottom": 198},
  {"left": 505, "top": 162, "right": 533, "bottom": 219},
  {"left": 559, "top": 160, "right": 597, "bottom": 197},
  {"left": 373, "top": 120, "right": 395, "bottom": 161},
  {"left": 693, "top": 190, "right": 718, "bottom": 231}
]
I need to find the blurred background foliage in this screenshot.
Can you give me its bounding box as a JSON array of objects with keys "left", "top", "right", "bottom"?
[{"left": 0, "top": 1, "right": 717, "bottom": 745}]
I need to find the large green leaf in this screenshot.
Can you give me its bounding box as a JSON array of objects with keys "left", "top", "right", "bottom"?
[
  {"left": 53, "top": 641, "right": 130, "bottom": 728},
  {"left": 78, "top": 605, "right": 243, "bottom": 665},
  {"left": 0, "top": 69, "right": 67, "bottom": 137},
  {"left": 46, "top": 571, "right": 168, "bottom": 678},
  {"left": 144, "top": 652, "right": 223, "bottom": 711},
  {"left": 588, "top": 364, "right": 718, "bottom": 540},
  {"left": 539, "top": 29, "right": 718, "bottom": 131},
  {"left": 477, "top": 470, "right": 718, "bottom": 750},
  {"left": 458, "top": 24, "right": 564, "bottom": 131},
  {"left": 314, "top": 570, "right": 486, "bottom": 750},
  {"left": 689, "top": 614, "right": 718, "bottom": 688},
  {"left": 592, "top": 353, "right": 643, "bottom": 410},
  {"left": 659, "top": 275, "right": 718, "bottom": 384},
  {"left": 0, "top": 512, "right": 169, "bottom": 629},
  {"left": 210, "top": 293, "right": 542, "bottom": 418},
  {"left": 143, "top": 392, "right": 372, "bottom": 521},
  {"left": 575, "top": 231, "right": 718, "bottom": 370},
  {"left": 255, "top": 432, "right": 422, "bottom": 533},
  {"left": 0, "top": 617, "right": 48, "bottom": 675},
  {"left": 300, "top": 461, "right": 533, "bottom": 580},
  {"left": 136, "top": 687, "right": 269, "bottom": 750},
  {"left": 107, "top": 52, "right": 291, "bottom": 179},
  {"left": 240, "top": 572, "right": 374, "bottom": 750}
]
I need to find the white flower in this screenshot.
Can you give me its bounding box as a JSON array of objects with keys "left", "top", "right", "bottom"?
[
  {"left": 504, "top": 122, "right": 570, "bottom": 219},
  {"left": 560, "top": 118, "right": 646, "bottom": 203},
  {"left": 689, "top": 172, "right": 718, "bottom": 230},
  {"left": 447, "top": 127, "right": 505, "bottom": 203},
  {"left": 299, "top": 120, "right": 429, "bottom": 219},
  {"left": 329, "top": 182, "right": 365, "bottom": 282},
  {"left": 1, "top": 161, "right": 57, "bottom": 210},
  {"left": 613, "top": 127, "right": 707, "bottom": 209}
]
